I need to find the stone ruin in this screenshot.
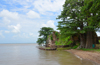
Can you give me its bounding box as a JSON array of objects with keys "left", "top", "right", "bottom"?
[{"left": 47, "top": 31, "right": 59, "bottom": 49}]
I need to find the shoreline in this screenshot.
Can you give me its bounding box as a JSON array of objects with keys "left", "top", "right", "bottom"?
[{"left": 66, "top": 49, "right": 100, "bottom": 65}]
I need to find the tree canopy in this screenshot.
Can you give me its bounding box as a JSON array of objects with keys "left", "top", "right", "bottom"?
[
  {"left": 57, "top": 0, "right": 100, "bottom": 48},
  {"left": 37, "top": 27, "right": 54, "bottom": 45}
]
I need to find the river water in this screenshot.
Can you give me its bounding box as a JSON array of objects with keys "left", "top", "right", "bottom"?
[{"left": 0, "top": 44, "right": 97, "bottom": 65}]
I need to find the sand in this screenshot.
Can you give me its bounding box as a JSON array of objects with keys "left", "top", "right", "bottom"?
[{"left": 66, "top": 49, "right": 100, "bottom": 65}]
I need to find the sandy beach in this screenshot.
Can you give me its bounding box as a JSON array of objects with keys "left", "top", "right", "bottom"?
[{"left": 66, "top": 49, "right": 100, "bottom": 65}]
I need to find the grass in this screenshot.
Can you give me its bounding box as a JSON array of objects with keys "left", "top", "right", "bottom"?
[
  {"left": 45, "top": 47, "right": 51, "bottom": 49},
  {"left": 78, "top": 44, "right": 100, "bottom": 53},
  {"left": 57, "top": 47, "right": 71, "bottom": 50},
  {"left": 71, "top": 45, "right": 78, "bottom": 49},
  {"left": 80, "top": 48, "right": 100, "bottom": 53}
]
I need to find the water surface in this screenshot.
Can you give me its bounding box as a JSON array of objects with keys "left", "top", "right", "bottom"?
[{"left": 0, "top": 44, "right": 96, "bottom": 65}]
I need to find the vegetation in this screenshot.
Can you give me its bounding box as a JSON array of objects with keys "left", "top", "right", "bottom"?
[
  {"left": 55, "top": 31, "right": 59, "bottom": 39},
  {"left": 57, "top": 47, "right": 71, "bottom": 51},
  {"left": 37, "top": 27, "right": 54, "bottom": 45},
  {"left": 80, "top": 48, "right": 100, "bottom": 53},
  {"left": 99, "top": 40, "right": 100, "bottom": 43},
  {"left": 56, "top": 0, "right": 100, "bottom": 49},
  {"left": 37, "top": 0, "right": 100, "bottom": 49},
  {"left": 50, "top": 35, "right": 53, "bottom": 40},
  {"left": 55, "top": 35, "right": 73, "bottom": 46},
  {"left": 37, "top": 38, "right": 44, "bottom": 45}
]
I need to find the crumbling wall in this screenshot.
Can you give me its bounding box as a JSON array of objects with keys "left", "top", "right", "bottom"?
[{"left": 47, "top": 31, "right": 58, "bottom": 49}]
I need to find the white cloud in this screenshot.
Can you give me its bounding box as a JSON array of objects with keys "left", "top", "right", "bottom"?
[
  {"left": 27, "top": 10, "right": 40, "bottom": 18},
  {"left": 0, "top": 9, "right": 19, "bottom": 20},
  {"left": 42, "top": 20, "right": 55, "bottom": 29},
  {"left": 0, "top": 31, "right": 5, "bottom": 38},
  {"left": 3, "top": 17, "right": 11, "bottom": 24},
  {"left": 29, "top": 33, "right": 34, "bottom": 36},
  {"left": 0, "top": 0, "right": 65, "bottom": 43},
  {"left": 29, "top": 32, "right": 38, "bottom": 37},
  {"left": 0, "top": 16, "right": 11, "bottom": 27},
  {"left": 2, "top": 0, "right": 65, "bottom": 14},
  {"left": 5, "top": 31, "right": 10, "bottom": 33},
  {"left": 8, "top": 24, "right": 21, "bottom": 33},
  {"left": 33, "top": 0, "right": 65, "bottom": 14},
  {"left": 13, "top": 33, "right": 29, "bottom": 38}
]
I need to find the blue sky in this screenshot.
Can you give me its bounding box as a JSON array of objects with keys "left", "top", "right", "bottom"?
[{"left": 0, "top": 0, "right": 66, "bottom": 43}]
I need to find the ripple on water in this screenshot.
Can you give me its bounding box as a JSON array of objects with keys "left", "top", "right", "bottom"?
[{"left": 0, "top": 44, "right": 97, "bottom": 65}]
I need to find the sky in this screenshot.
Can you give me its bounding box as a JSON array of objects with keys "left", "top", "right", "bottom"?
[{"left": 0, "top": 0, "right": 66, "bottom": 43}]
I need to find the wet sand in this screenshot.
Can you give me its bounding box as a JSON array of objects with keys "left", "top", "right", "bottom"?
[{"left": 66, "top": 49, "right": 100, "bottom": 65}]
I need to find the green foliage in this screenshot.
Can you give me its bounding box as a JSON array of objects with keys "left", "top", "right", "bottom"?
[
  {"left": 55, "top": 35, "right": 72, "bottom": 46},
  {"left": 56, "top": 0, "right": 85, "bottom": 41},
  {"left": 78, "top": 48, "right": 100, "bottom": 53},
  {"left": 57, "top": 0, "right": 100, "bottom": 33},
  {"left": 37, "top": 27, "right": 54, "bottom": 45},
  {"left": 55, "top": 32, "right": 59, "bottom": 39},
  {"left": 67, "top": 40, "right": 73, "bottom": 45},
  {"left": 39, "top": 27, "right": 54, "bottom": 37},
  {"left": 50, "top": 35, "right": 53, "bottom": 40},
  {"left": 65, "top": 36, "right": 73, "bottom": 45},
  {"left": 82, "top": 0, "right": 100, "bottom": 30},
  {"left": 65, "top": 36, "right": 71, "bottom": 41},
  {"left": 80, "top": 48, "right": 100, "bottom": 53},
  {"left": 55, "top": 40, "right": 66, "bottom": 46},
  {"left": 72, "top": 45, "right": 78, "bottom": 49},
  {"left": 99, "top": 40, "right": 100, "bottom": 43},
  {"left": 56, "top": 0, "right": 100, "bottom": 48},
  {"left": 57, "top": 47, "right": 71, "bottom": 50},
  {"left": 45, "top": 47, "right": 51, "bottom": 49},
  {"left": 37, "top": 38, "right": 44, "bottom": 45}
]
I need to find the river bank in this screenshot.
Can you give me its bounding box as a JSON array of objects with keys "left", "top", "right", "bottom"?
[{"left": 66, "top": 49, "right": 100, "bottom": 65}]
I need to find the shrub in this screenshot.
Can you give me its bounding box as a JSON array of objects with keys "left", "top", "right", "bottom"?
[
  {"left": 72, "top": 45, "right": 78, "bottom": 49},
  {"left": 55, "top": 32, "right": 59, "bottom": 38},
  {"left": 50, "top": 35, "right": 53, "bottom": 40}
]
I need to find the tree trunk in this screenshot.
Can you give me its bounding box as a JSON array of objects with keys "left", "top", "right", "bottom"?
[
  {"left": 94, "top": 32, "right": 99, "bottom": 44},
  {"left": 70, "top": 36, "right": 76, "bottom": 47},
  {"left": 79, "top": 21, "right": 86, "bottom": 48},
  {"left": 85, "top": 31, "right": 94, "bottom": 49},
  {"left": 70, "top": 42, "right": 76, "bottom": 47},
  {"left": 91, "top": 31, "right": 99, "bottom": 48},
  {"left": 79, "top": 33, "right": 86, "bottom": 48}
]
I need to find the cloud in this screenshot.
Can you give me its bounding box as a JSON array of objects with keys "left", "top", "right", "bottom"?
[
  {"left": 0, "top": 0, "right": 65, "bottom": 43},
  {"left": 13, "top": 33, "right": 29, "bottom": 38},
  {"left": 2, "top": 17, "right": 11, "bottom": 24},
  {"left": 1, "top": 0, "right": 34, "bottom": 12},
  {"left": 27, "top": 10, "right": 40, "bottom": 18},
  {"left": 5, "top": 31, "right": 10, "bottom": 33},
  {"left": 0, "top": 31, "right": 5, "bottom": 38},
  {"left": 1, "top": 0, "right": 65, "bottom": 14},
  {"left": 29, "top": 33, "right": 34, "bottom": 36},
  {"left": 0, "top": 9, "right": 19, "bottom": 20},
  {"left": 33, "top": 0, "right": 65, "bottom": 14},
  {"left": 29, "top": 32, "right": 38, "bottom": 37},
  {"left": 8, "top": 24, "right": 21, "bottom": 33},
  {"left": 42, "top": 20, "right": 55, "bottom": 29}
]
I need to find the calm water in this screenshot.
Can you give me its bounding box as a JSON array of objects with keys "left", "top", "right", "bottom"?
[{"left": 0, "top": 44, "right": 97, "bottom": 65}]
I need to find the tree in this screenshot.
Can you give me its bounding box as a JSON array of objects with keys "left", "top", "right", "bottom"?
[
  {"left": 37, "top": 38, "right": 44, "bottom": 45},
  {"left": 37, "top": 27, "right": 54, "bottom": 45},
  {"left": 81, "top": 0, "right": 100, "bottom": 48},
  {"left": 57, "top": 0, "right": 100, "bottom": 48},
  {"left": 57, "top": 0, "right": 85, "bottom": 48}
]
